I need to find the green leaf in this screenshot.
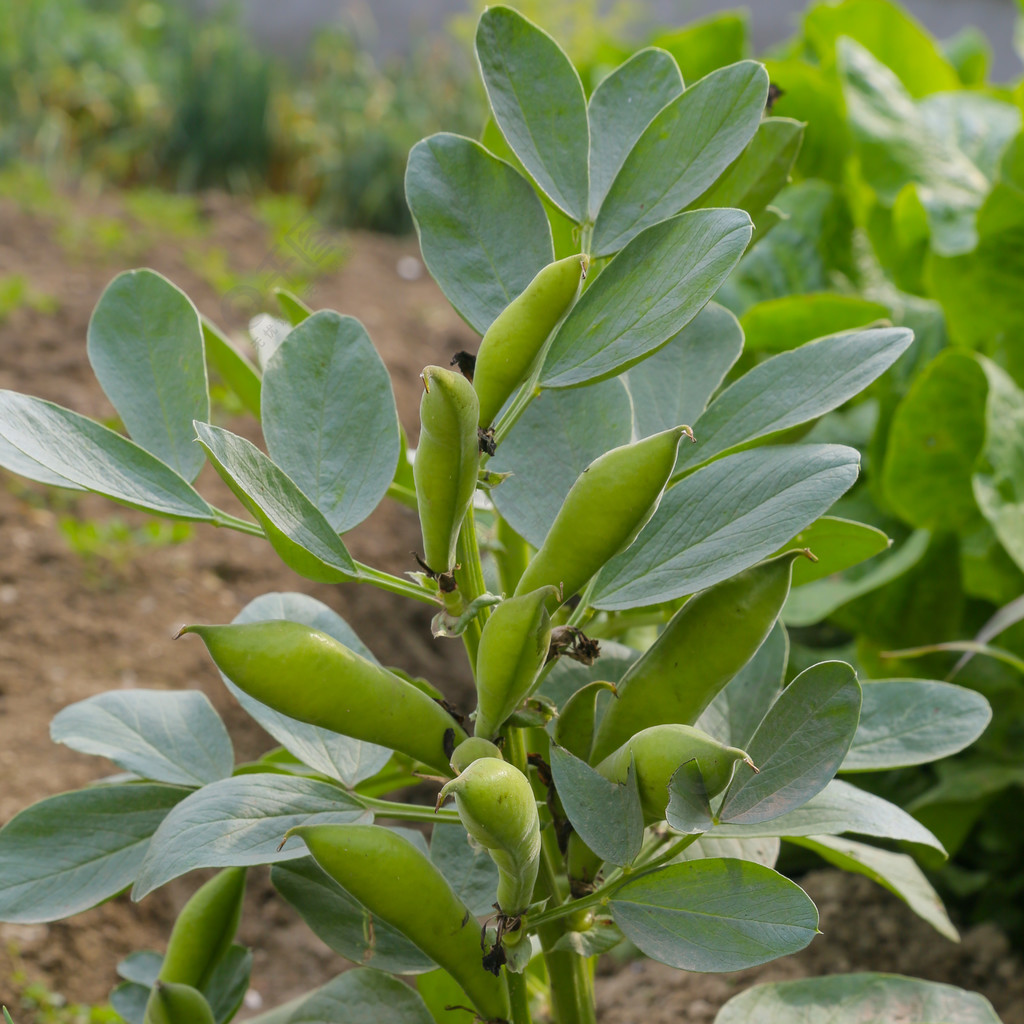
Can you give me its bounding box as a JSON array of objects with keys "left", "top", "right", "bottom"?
[
  {"left": 542, "top": 209, "right": 751, "bottom": 388},
  {"left": 919, "top": 93, "right": 1021, "bottom": 183},
  {"left": 609, "top": 859, "right": 817, "bottom": 971},
  {"left": 776, "top": 517, "right": 891, "bottom": 587},
  {"left": 201, "top": 317, "right": 261, "bottom": 419},
  {"left": 698, "top": 622, "right": 788, "bottom": 749},
  {"left": 973, "top": 358, "right": 1024, "bottom": 572},
  {"left": 740, "top": 293, "right": 891, "bottom": 353},
  {"left": 406, "top": 133, "right": 553, "bottom": 335},
  {"left": 665, "top": 761, "right": 714, "bottom": 834},
  {"left": 720, "top": 662, "right": 861, "bottom": 824},
  {"left": 671, "top": 835, "right": 780, "bottom": 869},
  {"left": 50, "top": 690, "right": 233, "bottom": 787},
  {"left": 805, "top": 0, "right": 960, "bottom": 97},
  {"left": 476, "top": 6, "right": 588, "bottom": 221},
  {"left": 711, "top": 779, "right": 945, "bottom": 853},
  {"left": 87, "top": 269, "right": 209, "bottom": 481},
  {"left": 592, "top": 445, "right": 860, "bottom": 611},
  {"left": 0, "top": 784, "right": 188, "bottom": 923},
  {"left": 551, "top": 920, "right": 625, "bottom": 957},
  {"left": 132, "top": 775, "right": 366, "bottom": 898},
  {"left": 430, "top": 824, "right": 501, "bottom": 919},
  {"left": 676, "top": 328, "right": 913, "bottom": 472},
  {"left": 622, "top": 302, "right": 743, "bottom": 439},
  {"left": 226, "top": 592, "right": 392, "bottom": 785},
  {"left": 715, "top": 972, "right": 1001, "bottom": 1024},
  {"left": 274, "top": 287, "right": 312, "bottom": 326},
  {"left": 651, "top": 11, "right": 749, "bottom": 83},
  {"left": 882, "top": 350, "right": 988, "bottom": 532},
  {"left": 286, "top": 968, "right": 435, "bottom": 1024},
  {"left": 490, "top": 378, "right": 632, "bottom": 547},
  {"left": 593, "top": 61, "right": 768, "bottom": 256},
  {"left": 0, "top": 432, "right": 84, "bottom": 490},
  {"left": 549, "top": 745, "right": 643, "bottom": 868},
  {"left": 272, "top": 858, "right": 434, "bottom": 975},
  {"left": 117, "top": 951, "right": 163, "bottom": 985},
  {"left": 262, "top": 312, "right": 400, "bottom": 533},
  {"left": 790, "top": 835, "right": 956, "bottom": 940},
  {"left": 195, "top": 422, "right": 358, "bottom": 582},
  {"left": 783, "top": 529, "right": 930, "bottom": 628},
  {"left": 203, "top": 945, "right": 252, "bottom": 1024},
  {"left": 110, "top": 982, "right": 149, "bottom": 1024},
  {"left": 842, "top": 680, "right": 991, "bottom": 772},
  {"left": 0, "top": 392, "right": 215, "bottom": 521},
  {"left": 837, "top": 39, "right": 987, "bottom": 256},
  {"left": 587, "top": 48, "right": 683, "bottom": 220},
  {"left": 692, "top": 117, "right": 804, "bottom": 219}
]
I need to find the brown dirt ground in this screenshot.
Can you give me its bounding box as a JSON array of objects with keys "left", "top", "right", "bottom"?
[{"left": 0, "top": 190, "right": 1020, "bottom": 1023}]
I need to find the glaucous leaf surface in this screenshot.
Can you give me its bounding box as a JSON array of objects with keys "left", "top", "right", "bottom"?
[
  {"left": 132, "top": 775, "right": 367, "bottom": 897},
  {"left": 842, "top": 679, "right": 991, "bottom": 772},
  {"left": 476, "top": 6, "right": 589, "bottom": 221},
  {"left": 541, "top": 209, "right": 752, "bottom": 389},
  {"left": 592, "top": 444, "right": 860, "bottom": 610},
  {"left": 430, "top": 823, "right": 501, "bottom": 918},
  {"left": 195, "top": 422, "right": 358, "bottom": 582},
  {"left": 0, "top": 784, "right": 188, "bottom": 923},
  {"left": 50, "top": 690, "right": 233, "bottom": 787},
  {"left": 671, "top": 835, "right": 780, "bottom": 870},
  {"left": 286, "top": 968, "right": 435, "bottom": 1024},
  {"left": 262, "top": 311, "right": 400, "bottom": 533},
  {"left": 0, "top": 432, "right": 84, "bottom": 489},
  {"left": 0, "top": 392, "right": 215, "bottom": 520},
  {"left": 406, "top": 133, "right": 552, "bottom": 335},
  {"left": 87, "top": 269, "right": 209, "bottom": 481},
  {"left": 609, "top": 859, "right": 817, "bottom": 971}
]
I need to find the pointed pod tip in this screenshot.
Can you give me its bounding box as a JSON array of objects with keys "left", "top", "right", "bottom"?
[{"left": 173, "top": 624, "right": 198, "bottom": 640}]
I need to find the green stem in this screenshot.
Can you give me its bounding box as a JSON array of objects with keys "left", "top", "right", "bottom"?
[
  {"left": 353, "top": 563, "right": 440, "bottom": 606},
  {"left": 492, "top": 378, "right": 540, "bottom": 448},
  {"left": 454, "top": 505, "right": 488, "bottom": 669},
  {"left": 357, "top": 796, "right": 461, "bottom": 824},
  {"left": 210, "top": 509, "right": 263, "bottom": 536},
  {"left": 508, "top": 970, "right": 533, "bottom": 1024},
  {"left": 495, "top": 513, "right": 530, "bottom": 594},
  {"left": 386, "top": 481, "right": 419, "bottom": 510}
]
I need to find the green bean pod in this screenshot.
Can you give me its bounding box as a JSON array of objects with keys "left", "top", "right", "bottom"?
[
  {"left": 474, "top": 254, "right": 588, "bottom": 428},
  {"left": 414, "top": 365, "right": 480, "bottom": 577},
  {"left": 288, "top": 823, "right": 510, "bottom": 1023},
  {"left": 513, "top": 426, "right": 689, "bottom": 605},
  {"left": 588, "top": 550, "right": 805, "bottom": 764},
  {"left": 439, "top": 758, "right": 540, "bottom": 919},
  {"left": 450, "top": 736, "right": 504, "bottom": 773},
  {"left": 473, "top": 586, "right": 558, "bottom": 740},
  {"left": 596, "top": 724, "right": 753, "bottom": 822},
  {"left": 157, "top": 866, "right": 246, "bottom": 990},
  {"left": 179, "top": 620, "right": 467, "bottom": 775},
  {"left": 143, "top": 982, "right": 216, "bottom": 1024}
]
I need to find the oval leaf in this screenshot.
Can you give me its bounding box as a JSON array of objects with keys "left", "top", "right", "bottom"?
[
  {"left": 286, "top": 968, "right": 435, "bottom": 1024},
  {"left": 0, "top": 433, "right": 84, "bottom": 490},
  {"left": 592, "top": 444, "right": 861, "bottom": 610},
  {"left": 271, "top": 858, "right": 434, "bottom": 975},
  {"left": 50, "top": 690, "right": 233, "bottom": 788},
  {"left": 87, "top": 269, "right": 209, "bottom": 481},
  {"left": 715, "top": 972, "right": 1001, "bottom": 1024},
  {"left": 593, "top": 61, "right": 769, "bottom": 256},
  {"left": 405, "top": 132, "right": 552, "bottom": 335},
  {"left": 0, "top": 392, "right": 214, "bottom": 520},
  {"left": 588, "top": 48, "right": 684, "bottom": 220},
  {"left": 541, "top": 209, "right": 752, "bottom": 389},
  {"left": 740, "top": 293, "right": 891, "bottom": 353},
  {"left": 195, "top": 422, "right": 357, "bottom": 582},
  {"left": 490, "top": 377, "right": 632, "bottom": 547},
  {"left": 842, "top": 679, "right": 992, "bottom": 772},
  {"left": 429, "top": 823, "right": 501, "bottom": 919},
  {"left": 476, "top": 6, "right": 589, "bottom": 221},
  {"left": 132, "top": 775, "right": 367, "bottom": 898},
  {"left": 201, "top": 316, "right": 261, "bottom": 419},
  {"left": 719, "top": 662, "right": 862, "bottom": 825},
  {"left": 774, "top": 517, "right": 891, "bottom": 587},
  {"left": 0, "top": 784, "right": 188, "bottom": 923},
  {"left": 610, "top": 858, "right": 818, "bottom": 971},
  {"left": 226, "top": 592, "right": 392, "bottom": 786},
  {"left": 676, "top": 327, "right": 914, "bottom": 472},
  {"left": 262, "top": 311, "right": 400, "bottom": 533}
]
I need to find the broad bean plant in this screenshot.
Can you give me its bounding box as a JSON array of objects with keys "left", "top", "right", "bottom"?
[{"left": 0, "top": 8, "right": 1002, "bottom": 1024}]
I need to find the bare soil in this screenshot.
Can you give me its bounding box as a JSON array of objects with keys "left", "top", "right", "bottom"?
[{"left": 0, "top": 190, "right": 1020, "bottom": 1023}]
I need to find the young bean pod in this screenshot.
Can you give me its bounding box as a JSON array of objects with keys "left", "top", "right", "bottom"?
[
  {"left": 438, "top": 758, "right": 540, "bottom": 921},
  {"left": 179, "top": 620, "right": 467, "bottom": 775},
  {"left": 414, "top": 365, "right": 480, "bottom": 579},
  {"left": 450, "top": 736, "right": 504, "bottom": 773},
  {"left": 473, "top": 587, "right": 558, "bottom": 740},
  {"left": 157, "top": 866, "right": 246, "bottom": 991},
  {"left": 143, "top": 981, "right": 216, "bottom": 1024},
  {"left": 473, "top": 254, "right": 588, "bottom": 428},
  {"left": 588, "top": 550, "right": 805, "bottom": 764},
  {"left": 513, "top": 426, "right": 689, "bottom": 605},
  {"left": 596, "top": 724, "right": 754, "bottom": 822},
  {"left": 288, "top": 823, "right": 510, "bottom": 1023}
]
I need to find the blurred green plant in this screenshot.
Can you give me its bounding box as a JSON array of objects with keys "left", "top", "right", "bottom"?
[{"left": 0, "top": 276, "right": 58, "bottom": 323}]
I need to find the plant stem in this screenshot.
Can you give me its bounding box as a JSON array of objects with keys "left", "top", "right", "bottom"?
[
  {"left": 495, "top": 513, "right": 530, "bottom": 594},
  {"left": 508, "top": 969, "right": 533, "bottom": 1024},
  {"left": 210, "top": 509, "right": 263, "bottom": 535},
  {"left": 455, "top": 505, "right": 488, "bottom": 669},
  {"left": 386, "top": 480, "right": 419, "bottom": 510},
  {"left": 353, "top": 563, "right": 439, "bottom": 606},
  {"left": 357, "top": 796, "right": 461, "bottom": 824}
]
